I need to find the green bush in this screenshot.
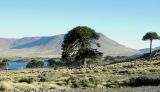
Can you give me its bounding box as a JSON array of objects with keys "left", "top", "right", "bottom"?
[{"left": 26, "top": 59, "right": 44, "bottom": 68}]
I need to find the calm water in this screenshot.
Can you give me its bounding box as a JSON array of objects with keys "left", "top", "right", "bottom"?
[{"left": 7, "top": 61, "right": 48, "bottom": 70}]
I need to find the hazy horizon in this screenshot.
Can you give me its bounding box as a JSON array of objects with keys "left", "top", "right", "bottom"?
[{"left": 0, "top": 0, "right": 160, "bottom": 49}]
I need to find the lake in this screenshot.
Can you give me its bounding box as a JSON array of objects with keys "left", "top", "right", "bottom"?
[{"left": 7, "top": 62, "right": 48, "bottom": 70}]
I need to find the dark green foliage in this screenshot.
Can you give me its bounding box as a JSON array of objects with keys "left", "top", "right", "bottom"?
[
  {"left": 123, "top": 77, "right": 160, "bottom": 87},
  {"left": 26, "top": 59, "right": 44, "bottom": 68},
  {"left": 47, "top": 59, "right": 56, "bottom": 67},
  {"left": 75, "top": 48, "right": 103, "bottom": 65},
  {"left": 61, "top": 26, "right": 103, "bottom": 66},
  {"left": 142, "top": 32, "right": 160, "bottom": 41},
  {"left": 0, "top": 62, "right": 6, "bottom": 69},
  {"left": 47, "top": 58, "right": 62, "bottom": 67},
  {"left": 0, "top": 59, "right": 10, "bottom": 70},
  {"left": 104, "top": 56, "right": 115, "bottom": 61},
  {"left": 76, "top": 48, "right": 103, "bottom": 60}
]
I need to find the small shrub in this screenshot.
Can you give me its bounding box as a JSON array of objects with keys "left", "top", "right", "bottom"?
[
  {"left": 61, "top": 72, "right": 70, "bottom": 77},
  {"left": 38, "top": 72, "right": 61, "bottom": 82},
  {"left": 81, "top": 77, "right": 99, "bottom": 88},
  {"left": 102, "top": 68, "right": 107, "bottom": 72},
  {"left": 65, "top": 76, "right": 81, "bottom": 88},
  {"left": 39, "top": 73, "right": 49, "bottom": 82},
  {"left": 65, "top": 76, "right": 99, "bottom": 88},
  {"left": 106, "top": 79, "right": 120, "bottom": 88},
  {"left": 19, "top": 77, "right": 36, "bottom": 83},
  {"left": 94, "top": 69, "right": 100, "bottom": 73}
]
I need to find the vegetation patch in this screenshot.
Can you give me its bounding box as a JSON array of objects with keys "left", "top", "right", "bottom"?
[
  {"left": 123, "top": 76, "right": 160, "bottom": 87},
  {"left": 65, "top": 76, "right": 100, "bottom": 88},
  {"left": 26, "top": 59, "right": 44, "bottom": 68}
]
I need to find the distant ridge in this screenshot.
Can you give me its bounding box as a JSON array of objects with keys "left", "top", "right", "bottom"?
[
  {"left": 139, "top": 46, "right": 160, "bottom": 53},
  {"left": 0, "top": 33, "right": 138, "bottom": 58}
]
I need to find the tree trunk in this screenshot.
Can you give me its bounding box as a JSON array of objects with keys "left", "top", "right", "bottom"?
[
  {"left": 83, "top": 58, "right": 86, "bottom": 68},
  {"left": 150, "top": 39, "right": 152, "bottom": 56},
  {"left": 82, "top": 58, "right": 86, "bottom": 73}
]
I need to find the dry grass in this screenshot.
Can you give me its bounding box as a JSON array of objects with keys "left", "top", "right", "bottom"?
[{"left": 0, "top": 60, "right": 160, "bottom": 91}]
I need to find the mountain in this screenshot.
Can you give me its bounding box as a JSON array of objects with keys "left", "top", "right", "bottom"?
[
  {"left": 0, "top": 33, "right": 138, "bottom": 58},
  {"left": 139, "top": 46, "right": 160, "bottom": 53}
]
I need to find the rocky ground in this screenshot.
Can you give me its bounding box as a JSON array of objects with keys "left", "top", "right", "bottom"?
[{"left": 13, "top": 86, "right": 160, "bottom": 92}]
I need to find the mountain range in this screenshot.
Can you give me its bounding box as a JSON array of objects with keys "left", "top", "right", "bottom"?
[{"left": 0, "top": 33, "right": 138, "bottom": 58}]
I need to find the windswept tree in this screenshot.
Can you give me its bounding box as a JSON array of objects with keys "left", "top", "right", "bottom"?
[
  {"left": 61, "top": 26, "right": 103, "bottom": 67},
  {"left": 142, "top": 32, "right": 160, "bottom": 55}
]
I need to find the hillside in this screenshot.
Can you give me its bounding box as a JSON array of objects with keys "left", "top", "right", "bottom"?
[
  {"left": 0, "top": 33, "right": 138, "bottom": 58},
  {"left": 136, "top": 50, "right": 160, "bottom": 60}
]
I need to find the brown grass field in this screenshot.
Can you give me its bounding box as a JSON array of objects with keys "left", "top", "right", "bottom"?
[{"left": 1, "top": 60, "right": 160, "bottom": 92}]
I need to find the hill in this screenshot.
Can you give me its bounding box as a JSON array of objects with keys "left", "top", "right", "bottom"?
[
  {"left": 136, "top": 49, "right": 160, "bottom": 60},
  {"left": 0, "top": 33, "right": 138, "bottom": 58}
]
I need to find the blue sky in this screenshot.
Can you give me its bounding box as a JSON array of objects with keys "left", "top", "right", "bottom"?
[{"left": 0, "top": 0, "right": 160, "bottom": 49}]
